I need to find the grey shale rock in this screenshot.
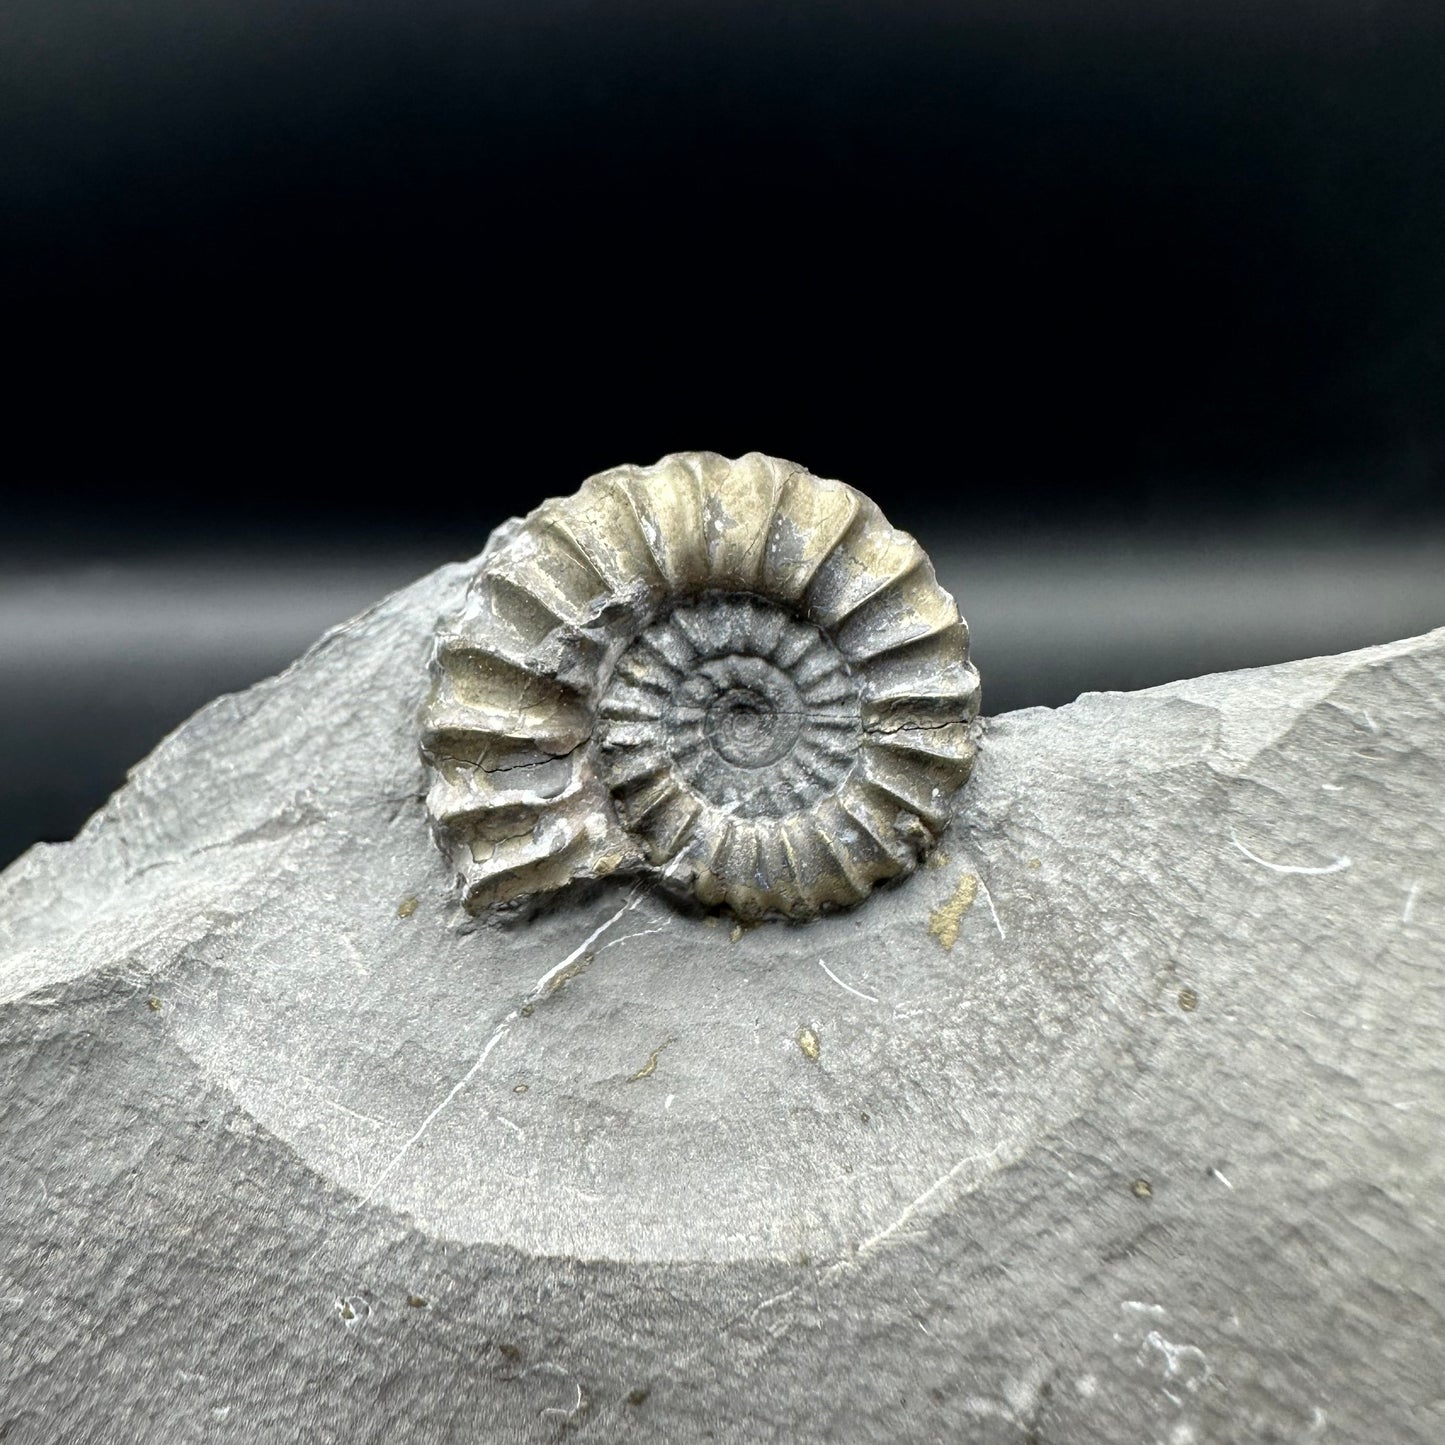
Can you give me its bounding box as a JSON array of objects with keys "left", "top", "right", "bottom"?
[{"left": 0, "top": 550, "right": 1441, "bottom": 1445}]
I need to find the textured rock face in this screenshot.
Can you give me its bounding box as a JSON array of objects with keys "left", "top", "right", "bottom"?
[{"left": 0, "top": 548, "right": 1441, "bottom": 1444}]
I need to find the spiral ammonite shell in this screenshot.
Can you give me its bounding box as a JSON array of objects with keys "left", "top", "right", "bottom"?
[{"left": 421, "top": 452, "right": 980, "bottom": 920}]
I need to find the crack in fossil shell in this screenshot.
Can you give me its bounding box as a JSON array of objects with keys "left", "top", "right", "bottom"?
[{"left": 420, "top": 452, "right": 981, "bottom": 919}]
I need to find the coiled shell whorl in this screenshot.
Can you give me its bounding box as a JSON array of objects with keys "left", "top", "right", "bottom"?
[{"left": 421, "top": 453, "right": 980, "bottom": 920}]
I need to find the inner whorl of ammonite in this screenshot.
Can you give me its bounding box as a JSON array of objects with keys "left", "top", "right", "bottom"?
[{"left": 596, "top": 595, "right": 861, "bottom": 833}]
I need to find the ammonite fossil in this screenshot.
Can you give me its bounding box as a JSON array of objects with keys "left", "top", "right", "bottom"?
[{"left": 421, "top": 452, "right": 980, "bottom": 920}]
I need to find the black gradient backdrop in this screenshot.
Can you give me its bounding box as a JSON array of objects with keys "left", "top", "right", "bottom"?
[{"left": 2, "top": 0, "right": 1443, "bottom": 860}]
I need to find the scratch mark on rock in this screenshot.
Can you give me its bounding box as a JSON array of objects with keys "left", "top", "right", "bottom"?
[
  {"left": 358, "top": 884, "right": 651, "bottom": 1205},
  {"left": 977, "top": 874, "right": 1007, "bottom": 940},
  {"left": 598, "top": 924, "right": 670, "bottom": 954},
  {"left": 1401, "top": 879, "right": 1420, "bottom": 923},
  {"left": 831, "top": 1141, "right": 1009, "bottom": 1271},
  {"left": 817, "top": 957, "right": 880, "bottom": 1002},
  {"left": 1230, "top": 831, "right": 1352, "bottom": 876},
  {"left": 749, "top": 1287, "right": 801, "bottom": 1322},
  {"left": 1139, "top": 1329, "right": 1211, "bottom": 1394},
  {"left": 526, "top": 1364, "right": 587, "bottom": 1423},
  {"left": 326, "top": 1100, "right": 388, "bottom": 1128}
]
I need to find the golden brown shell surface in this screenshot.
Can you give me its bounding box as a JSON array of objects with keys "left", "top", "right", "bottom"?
[{"left": 421, "top": 452, "right": 980, "bottom": 919}]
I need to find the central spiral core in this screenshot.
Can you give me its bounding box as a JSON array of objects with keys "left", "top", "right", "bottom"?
[
  {"left": 597, "top": 594, "right": 861, "bottom": 831},
  {"left": 685, "top": 657, "right": 802, "bottom": 769}
]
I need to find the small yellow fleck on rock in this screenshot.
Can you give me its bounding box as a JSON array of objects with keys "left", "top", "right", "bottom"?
[
  {"left": 627, "top": 1038, "right": 673, "bottom": 1082},
  {"left": 513, "top": 1083, "right": 529, "bottom": 1094},
  {"left": 796, "top": 1027, "right": 821, "bottom": 1061},
  {"left": 545, "top": 958, "right": 590, "bottom": 994},
  {"left": 1028, "top": 858, "right": 1042, "bottom": 870},
  {"left": 729, "top": 923, "right": 744, "bottom": 943},
  {"left": 146, "top": 996, "right": 163, "bottom": 1012},
  {"left": 1178, "top": 987, "right": 1199, "bottom": 1012},
  {"left": 926, "top": 849, "right": 951, "bottom": 870},
  {"left": 1131, "top": 1178, "right": 1153, "bottom": 1199},
  {"left": 397, "top": 896, "right": 419, "bottom": 919},
  {"left": 406, "top": 1293, "right": 428, "bottom": 1308},
  {"left": 928, "top": 874, "right": 979, "bottom": 950}
]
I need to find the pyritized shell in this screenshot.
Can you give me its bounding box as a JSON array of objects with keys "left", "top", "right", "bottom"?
[{"left": 421, "top": 452, "right": 980, "bottom": 920}]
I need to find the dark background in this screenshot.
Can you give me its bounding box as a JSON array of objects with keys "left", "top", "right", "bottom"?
[{"left": 2, "top": 0, "right": 1442, "bottom": 866}]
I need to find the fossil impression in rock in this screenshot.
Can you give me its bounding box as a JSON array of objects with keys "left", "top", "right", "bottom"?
[{"left": 421, "top": 453, "right": 980, "bottom": 919}]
